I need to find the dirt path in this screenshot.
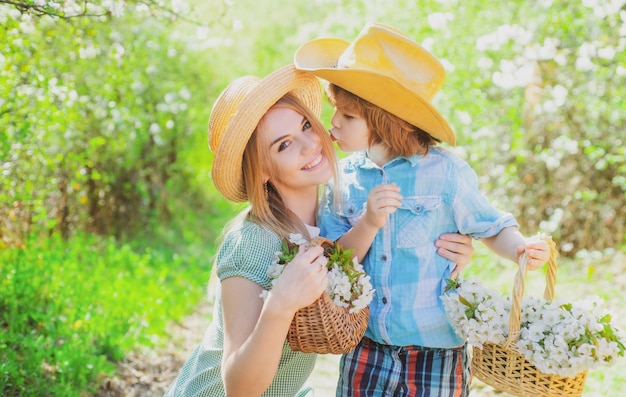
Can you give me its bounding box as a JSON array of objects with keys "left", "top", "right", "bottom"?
[
  {"left": 96, "top": 299, "right": 213, "bottom": 396},
  {"left": 95, "top": 299, "right": 345, "bottom": 397}
]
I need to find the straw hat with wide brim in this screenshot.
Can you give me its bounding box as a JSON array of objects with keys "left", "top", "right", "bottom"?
[
  {"left": 208, "top": 64, "right": 322, "bottom": 203},
  {"left": 294, "top": 22, "right": 456, "bottom": 146}
]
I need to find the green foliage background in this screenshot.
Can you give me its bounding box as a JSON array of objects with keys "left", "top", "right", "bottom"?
[{"left": 0, "top": 0, "right": 624, "bottom": 395}]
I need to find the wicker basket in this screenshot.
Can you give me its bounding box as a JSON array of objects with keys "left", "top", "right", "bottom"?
[
  {"left": 471, "top": 238, "right": 587, "bottom": 396},
  {"left": 287, "top": 291, "right": 369, "bottom": 354}
]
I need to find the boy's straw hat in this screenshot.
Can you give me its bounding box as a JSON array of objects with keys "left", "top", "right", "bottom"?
[
  {"left": 208, "top": 64, "right": 322, "bottom": 202},
  {"left": 294, "top": 22, "right": 456, "bottom": 146}
]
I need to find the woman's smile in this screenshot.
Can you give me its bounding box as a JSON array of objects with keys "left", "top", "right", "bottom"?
[{"left": 302, "top": 153, "right": 324, "bottom": 170}]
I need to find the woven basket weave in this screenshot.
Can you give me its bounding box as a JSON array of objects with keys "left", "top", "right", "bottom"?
[
  {"left": 471, "top": 238, "right": 587, "bottom": 397},
  {"left": 286, "top": 237, "right": 370, "bottom": 354},
  {"left": 287, "top": 291, "right": 369, "bottom": 354}
]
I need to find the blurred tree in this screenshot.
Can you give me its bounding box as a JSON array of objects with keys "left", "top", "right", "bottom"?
[
  {"left": 1, "top": 0, "right": 624, "bottom": 255},
  {"left": 0, "top": 0, "right": 225, "bottom": 25},
  {"left": 0, "top": 2, "right": 226, "bottom": 243}
]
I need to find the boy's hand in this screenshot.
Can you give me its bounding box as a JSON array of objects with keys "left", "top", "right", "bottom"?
[
  {"left": 363, "top": 183, "right": 402, "bottom": 229},
  {"left": 517, "top": 239, "right": 550, "bottom": 270}
]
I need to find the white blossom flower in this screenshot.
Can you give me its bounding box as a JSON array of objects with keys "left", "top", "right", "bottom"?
[
  {"left": 288, "top": 233, "right": 308, "bottom": 246},
  {"left": 260, "top": 234, "right": 375, "bottom": 312},
  {"left": 441, "top": 276, "right": 625, "bottom": 376}
]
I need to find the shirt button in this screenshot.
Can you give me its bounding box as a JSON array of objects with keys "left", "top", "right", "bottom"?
[
  {"left": 415, "top": 206, "right": 421, "bottom": 211},
  {"left": 379, "top": 169, "right": 383, "bottom": 175},
  {"left": 382, "top": 297, "right": 388, "bottom": 304},
  {"left": 381, "top": 255, "right": 387, "bottom": 261}
]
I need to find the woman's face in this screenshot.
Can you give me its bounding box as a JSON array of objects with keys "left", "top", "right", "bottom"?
[{"left": 258, "top": 106, "right": 333, "bottom": 198}]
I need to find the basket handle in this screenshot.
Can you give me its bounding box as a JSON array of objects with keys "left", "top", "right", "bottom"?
[{"left": 504, "top": 236, "right": 558, "bottom": 346}]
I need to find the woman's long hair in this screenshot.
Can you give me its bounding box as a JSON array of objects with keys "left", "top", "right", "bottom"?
[
  {"left": 242, "top": 92, "right": 339, "bottom": 240},
  {"left": 207, "top": 93, "right": 339, "bottom": 302}
]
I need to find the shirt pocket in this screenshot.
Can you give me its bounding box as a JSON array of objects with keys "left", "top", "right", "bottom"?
[
  {"left": 396, "top": 196, "right": 442, "bottom": 248},
  {"left": 337, "top": 197, "right": 367, "bottom": 227}
]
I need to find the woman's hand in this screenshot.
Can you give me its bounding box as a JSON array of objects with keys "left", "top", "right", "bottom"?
[
  {"left": 436, "top": 233, "right": 474, "bottom": 279},
  {"left": 220, "top": 244, "right": 329, "bottom": 397},
  {"left": 268, "top": 245, "right": 328, "bottom": 313}
]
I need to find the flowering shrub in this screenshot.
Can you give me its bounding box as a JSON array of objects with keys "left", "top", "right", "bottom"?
[
  {"left": 261, "top": 233, "right": 375, "bottom": 313},
  {"left": 442, "top": 277, "right": 625, "bottom": 377}
]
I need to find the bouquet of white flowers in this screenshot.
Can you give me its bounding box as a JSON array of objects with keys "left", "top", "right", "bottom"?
[
  {"left": 261, "top": 233, "right": 375, "bottom": 354},
  {"left": 441, "top": 238, "right": 625, "bottom": 396},
  {"left": 442, "top": 278, "right": 625, "bottom": 377}
]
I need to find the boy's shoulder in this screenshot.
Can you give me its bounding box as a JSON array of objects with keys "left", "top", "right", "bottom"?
[
  {"left": 424, "top": 146, "right": 471, "bottom": 169},
  {"left": 336, "top": 147, "right": 472, "bottom": 172}
]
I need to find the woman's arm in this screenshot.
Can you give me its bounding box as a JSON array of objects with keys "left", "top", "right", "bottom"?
[{"left": 220, "top": 245, "right": 328, "bottom": 397}]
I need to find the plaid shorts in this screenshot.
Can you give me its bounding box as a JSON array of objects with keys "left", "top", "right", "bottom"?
[{"left": 336, "top": 337, "right": 471, "bottom": 397}]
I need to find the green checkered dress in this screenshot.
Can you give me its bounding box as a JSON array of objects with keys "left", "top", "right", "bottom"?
[{"left": 164, "top": 220, "right": 317, "bottom": 397}]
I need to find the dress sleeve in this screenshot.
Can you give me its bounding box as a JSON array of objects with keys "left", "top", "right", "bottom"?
[{"left": 215, "top": 221, "right": 282, "bottom": 289}]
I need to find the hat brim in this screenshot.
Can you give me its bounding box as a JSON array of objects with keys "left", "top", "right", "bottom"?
[
  {"left": 212, "top": 65, "right": 322, "bottom": 202},
  {"left": 294, "top": 38, "right": 456, "bottom": 146}
]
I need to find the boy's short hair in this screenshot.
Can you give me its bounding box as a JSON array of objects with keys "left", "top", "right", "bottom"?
[{"left": 327, "top": 84, "right": 439, "bottom": 158}]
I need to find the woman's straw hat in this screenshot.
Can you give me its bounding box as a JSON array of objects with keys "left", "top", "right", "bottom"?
[
  {"left": 294, "top": 22, "right": 456, "bottom": 146},
  {"left": 208, "top": 64, "right": 322, "bottom": 202}
]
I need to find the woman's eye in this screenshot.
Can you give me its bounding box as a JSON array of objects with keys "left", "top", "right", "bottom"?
[
  {"left": 278, "top": 140, "right": 290, "bottom": 152},
  {"left": 302, "top": 120, "right": 312, "bottom": 131}
]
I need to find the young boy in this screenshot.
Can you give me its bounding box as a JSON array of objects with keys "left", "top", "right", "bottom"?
[{"left": 295, "top": 22, "right": 550, "bottom": 396}]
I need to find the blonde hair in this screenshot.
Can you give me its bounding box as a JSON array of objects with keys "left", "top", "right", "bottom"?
[
  {"left": 207, "top": 93, "right": 340, "bottom": 301},
  {"left": 327, "top": 84, "right": 438, "bottom": 157}
]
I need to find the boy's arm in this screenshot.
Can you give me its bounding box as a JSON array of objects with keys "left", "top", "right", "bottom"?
[
  {"left": 336, "top": 215, "right": 380, "bottom": 262},
  {"left": 482, "top": 226, "right": 550, "bottom": 270},
  {"left": 336, "top": 183, "right": 402, "bottom": 261}
]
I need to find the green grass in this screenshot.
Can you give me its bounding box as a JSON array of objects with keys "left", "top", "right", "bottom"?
[
  {"left": 465, "top": 243, "right": 626, "bottom": 396},
  {"left": 0, "top": 187, "right": 239, "bottom": 396},
  {"left": 0, "top": 230, "right": 216, "bottom": 396}
]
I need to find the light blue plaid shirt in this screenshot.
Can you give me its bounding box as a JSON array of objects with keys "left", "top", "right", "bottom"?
[{"left": 320, "top": 147, "right": 518, "bottom": 348}]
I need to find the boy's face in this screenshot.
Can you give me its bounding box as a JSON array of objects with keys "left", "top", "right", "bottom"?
[{"left": 329, "top": 104, "right": 370, "bottom": 153}]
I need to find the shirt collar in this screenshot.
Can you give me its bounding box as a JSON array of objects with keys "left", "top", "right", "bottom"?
[{"left": 353, "top": 151, "right": 423, "bottom": 169}]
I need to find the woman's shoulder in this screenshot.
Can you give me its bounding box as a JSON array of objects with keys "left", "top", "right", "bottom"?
[
  {"left": 223, "top": 219, "right": 281, "bottom": 250},
  {"left": 217, "top": 219, "right": 282, "bottom": 285}
]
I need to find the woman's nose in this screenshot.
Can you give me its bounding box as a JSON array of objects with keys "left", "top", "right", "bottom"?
[{"left": 301, "top": 131, "right": 319, "bottom": 154}]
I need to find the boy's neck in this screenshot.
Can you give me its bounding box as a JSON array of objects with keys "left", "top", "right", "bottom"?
[{"left": 365, "top": 144, "right": 393, "bottom": 167}]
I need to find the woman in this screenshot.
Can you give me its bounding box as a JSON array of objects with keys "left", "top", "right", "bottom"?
[{"left": 164, "top": 64, "right": 473, "bottom": 397}]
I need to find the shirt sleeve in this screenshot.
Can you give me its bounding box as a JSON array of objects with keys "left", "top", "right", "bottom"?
[
  {"left": 452, "top": 161, "right": 519, "bottom": 239},
  {"left": 216, "top": 220, "right": 281, "bottom": 288},
  {"left": 319, "top": 181, "right": 352, "bottom": 242}
]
